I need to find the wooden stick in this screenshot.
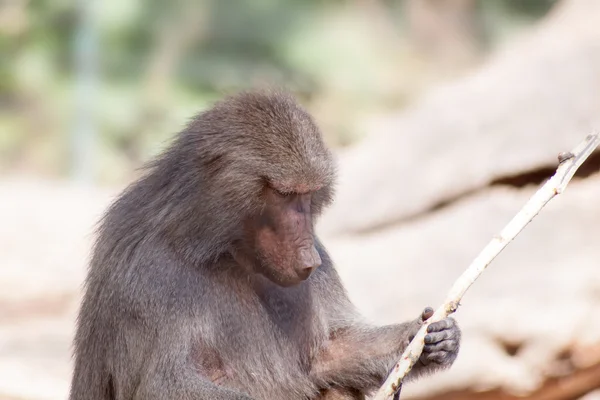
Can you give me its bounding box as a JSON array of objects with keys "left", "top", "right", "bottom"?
[{"left": 373, "top": 133, "right": 600, "bottom": 400}]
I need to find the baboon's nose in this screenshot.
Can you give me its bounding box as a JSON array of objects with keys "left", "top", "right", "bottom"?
[{"left": 298, "top": 246, "right": 321, "bottom": 279}]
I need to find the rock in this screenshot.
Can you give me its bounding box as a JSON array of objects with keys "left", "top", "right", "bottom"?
[{"left": 320, "top": 0, "right": 600, "bottom": 236}]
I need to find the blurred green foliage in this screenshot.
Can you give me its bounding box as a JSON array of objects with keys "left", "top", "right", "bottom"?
[{"left": 0, "top": 0, "right": 555, "bottom": 182}]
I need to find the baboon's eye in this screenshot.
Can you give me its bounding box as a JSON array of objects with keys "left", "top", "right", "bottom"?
[
  {"left": 262, "top": 177, "right": 295, "bottom": 199},
  {"left": 274, "top": 189, "right": 294, "bottom": 198}
]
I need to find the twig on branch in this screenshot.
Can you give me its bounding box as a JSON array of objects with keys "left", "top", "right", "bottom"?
[{"left": 373, "top": 133, "right": 600, "bottom": 400}]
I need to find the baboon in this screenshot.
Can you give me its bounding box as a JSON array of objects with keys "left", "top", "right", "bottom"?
[{"left": 69, "top": 90, "right": 460, "bottom": 400}]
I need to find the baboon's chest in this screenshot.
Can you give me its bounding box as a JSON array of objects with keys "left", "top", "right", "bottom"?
[
  {"left": 193, "top": 278, "right": 325, "bottom": 392},
  {"left": 255, "top": 282, "right": 315, "bottom": 337}
]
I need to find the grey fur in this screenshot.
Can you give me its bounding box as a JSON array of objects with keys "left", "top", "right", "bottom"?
[{"left": 69, "top": 90, "right": 460, "bottom": 400}]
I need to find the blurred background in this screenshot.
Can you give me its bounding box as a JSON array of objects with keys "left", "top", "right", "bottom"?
[{"left": 2, "top": 0, "right": 600, "bottom": 399}]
